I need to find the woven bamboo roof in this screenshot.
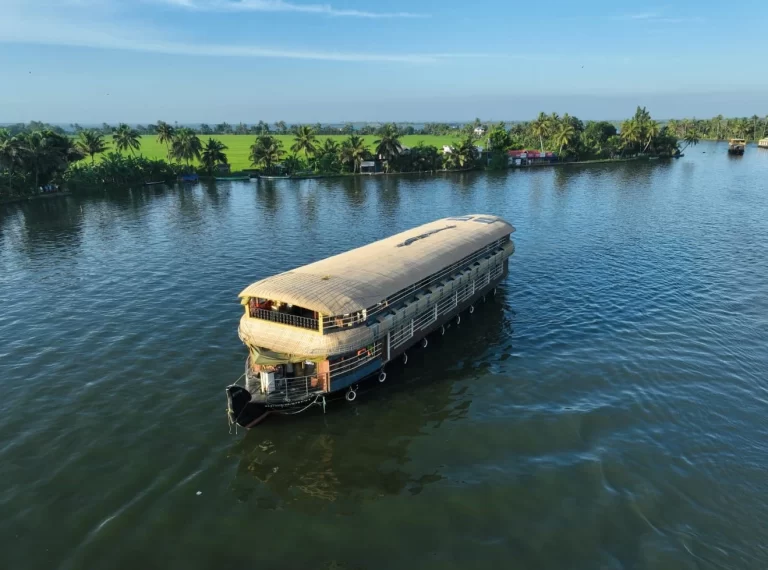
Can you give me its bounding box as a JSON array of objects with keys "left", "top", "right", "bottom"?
[{"left": 239, "top": 214, "right": 515, "bottom": 316}]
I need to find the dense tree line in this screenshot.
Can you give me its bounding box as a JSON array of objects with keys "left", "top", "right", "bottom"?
[
  {"left": 665, "top": 115, "right": 767, "bottom": 142},
  {"left": 6, "top": 105, "right": 755, "bottom": 198},
  {"left": 247, "top": 125, "right": 475, "bottom": 175},
  {"left": 5, "top": 113, "right": 767, "bottom": 142}
]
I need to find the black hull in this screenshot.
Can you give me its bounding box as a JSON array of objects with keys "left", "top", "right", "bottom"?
[{"left": 227, "top": 386, "right": 271, "bottom": 428}]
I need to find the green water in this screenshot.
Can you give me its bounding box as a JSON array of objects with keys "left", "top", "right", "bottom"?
[{"left": 2, "top": 142, "right": 768, "bottom": 569}]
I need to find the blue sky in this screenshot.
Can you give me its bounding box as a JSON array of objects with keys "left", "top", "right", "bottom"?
[{"left": 0, "top": 0, "right": 766, "bottom": 123}]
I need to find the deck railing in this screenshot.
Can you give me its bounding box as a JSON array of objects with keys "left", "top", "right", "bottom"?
[
  {"left": 329, "top": 342, "right": 382, "bottom": 377},
  {"left": 251, "top": 308, "right": 319, "bottom": 331},
  {"left": 246, "top": 367, "right": 327, "bottom": 404}
]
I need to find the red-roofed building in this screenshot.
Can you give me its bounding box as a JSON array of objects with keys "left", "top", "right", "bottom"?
[{"left": 508, "top": 149, "right": 557, "bottom": 166}]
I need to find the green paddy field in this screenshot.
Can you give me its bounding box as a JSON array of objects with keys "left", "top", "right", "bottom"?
[{"left": 105, "top": 134, "right": 461, "bottom": 171}]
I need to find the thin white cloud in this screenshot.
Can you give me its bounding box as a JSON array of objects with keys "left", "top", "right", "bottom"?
[
  {"left": 0, "top": 0, "right": 559, "bottom": 64},
  {"left": 625, "top": 12, "right": 659, "bottom": 20},
  {"left": 155, "top": 0, "right": 428, "bottom": 18},
  {"left": 616, "top": 11, "right": 702, "bottom": 23}
]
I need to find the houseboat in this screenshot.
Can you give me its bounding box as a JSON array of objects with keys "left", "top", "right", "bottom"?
[
  {"left": 227, "top": 214, "right": 516, "bottom": 428},
  {"left": 758, "top": 138, "right": 768, "bottom": 149},
  {"left": 728, "top": 138, "right": 746, "bottom": 155}
]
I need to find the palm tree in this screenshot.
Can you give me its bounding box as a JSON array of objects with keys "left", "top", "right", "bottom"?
[
  {"left": 112, "top": 124, "right": 141, "bottom": 156},
  {"left": 319, "top": 138, "right": 339, "bottom": 157},
  {"left": 314, "top": 138, "right": 341, "bottom": 173},
  {"left": 620, "top": 120, "right": 641, "bottom": 154},
  {"left": 751, "top": 115, "right": 760, "bottom": 141},
  {"left": 680, "top": 130, "right": 700, "bottom": 153},
  {"left": 713, "top": 115, "right": 724, "bottom": 140},
  {"left": 156, "top": 121, "right": 175, "bottom": 159},
  {"left": 643, "top": 120, "right": 660, "bottom": 153},
  {"left": 736, "top": 118, "right": 750, "bottom": 138},
  {"left": 249, "top": 135, "right": 285, "bottom": 174},
  {"left": 449, "top": 135, "right": 477, "bottom": 169},
  {"left": 199, "top": 138, "right": 228, "bottom": 174},
  {"left": 290, "top": 125, "right": 318, "bottom": 159},
  {"left": 274, "top": 121, "right": 288, "bottom": 134},
  {"left": 170, "top": 128, "right": 203, "bottom": 165},
  {"left": 0, "top": 131, "right": 23, "bottom": 193},
  {"left": 667, "top": 119, "right": 679, "bottom": 138},
  {"left": 283, "top": 155, "right": 303, "bottom": 175},
  {"left": 339, "top": 134, "right": 368, "bottom": 173},
  {"left": 530, "top": 112, "right": 549, "bottom": 153},
  {"left": 553, "top": 122, "right": 576, "bottom": 156},
  {"left": 548, "top": 112, "right": 561, "bottom": 132},
  {"left": 374, "top": 123, "right": 403, "bottom": 172},
  {"left": 76, "top": 130, "right": 109, "bottom": 164}
]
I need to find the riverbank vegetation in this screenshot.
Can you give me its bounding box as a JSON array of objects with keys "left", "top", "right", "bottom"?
[{"left": 2, "top": 106, "right": 753, "bottom": 200}]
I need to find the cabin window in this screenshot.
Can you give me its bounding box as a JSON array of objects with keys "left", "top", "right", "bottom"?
[{"left": 247, "top": 297, "right": 319, "bottom": 331}]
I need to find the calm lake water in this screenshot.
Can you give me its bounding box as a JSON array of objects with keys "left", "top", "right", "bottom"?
[{"left": 2, "top": 141, "right": 768, "bottom": 569}]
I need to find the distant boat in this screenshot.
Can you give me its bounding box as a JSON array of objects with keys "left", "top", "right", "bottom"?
[
  {"left": 649, "top": 156, "right": 659, "bottom": 160},
  {"left": 180, "top": 174, "right": 199, "bottom": 183},
  {"left": 144, "top": 181, "right": 165, "bottom": 186},
  {"left": 758, "top": 138, "right": 768, "bottom": 149},
  {"left": 728, "top": 139, "right": 746, "bottom": 155},
  {"left": 215, "top": 176, "right": 251, "bottom": 181},
  {"left": 259, "top": 175, "right": 291, "bottom": 180}
]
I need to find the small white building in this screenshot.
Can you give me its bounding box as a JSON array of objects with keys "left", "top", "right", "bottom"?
[
  {"left": 442, "top": 145, "right": 453, "bottom": 154},
  {"left": 473, "top": 126, "right": 487, "bottom": 136}
]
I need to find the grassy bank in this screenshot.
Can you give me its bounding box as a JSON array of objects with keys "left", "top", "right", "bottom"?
[{"left": 100, "top": 134, "right": 459, "bottom": 171}]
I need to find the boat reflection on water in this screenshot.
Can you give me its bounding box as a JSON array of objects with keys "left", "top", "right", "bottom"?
[{"left": 228, "top": 291, "right": 511, "bottom": 511}]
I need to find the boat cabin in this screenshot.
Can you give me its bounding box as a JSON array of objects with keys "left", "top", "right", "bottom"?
[{"left": 230, "top": 214, "right": 516, "bottom": 425}]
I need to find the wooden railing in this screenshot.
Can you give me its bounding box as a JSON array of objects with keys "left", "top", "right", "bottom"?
[{"left": 251, "top": 308, "right": 318, "bottom": 331}]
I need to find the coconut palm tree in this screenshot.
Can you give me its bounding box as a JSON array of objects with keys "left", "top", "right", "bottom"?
[
  {"left": 339, "top": 134, "right": 368, "bottom": 173},
  {"left": 156, "top": 121, "right": 175, "bottom": 159},
  {"left": 249, "top": 135, "right": 285, "bottom": 174},
  {"left": 112, "top": 124, "right": 141, "bottom": 156},
  {"left": 553, "top": 122, "right": 576, "bottom": 156},
  {"left": 530, "top": 112, "right": 549, "bottom": 153},
  {"left": 712, "top": 115, "right": 724, "bottom": 140},
  {"left": 548, "top": 112, "right": 561, "bottom": 134},
  {"left": 319, "top": 138, "right": 339, "bottom": 157},
  {"left": 449, "top": 135, "right": 477, "bottom": 169},
  {"left": 667, "top": 119, "right": 680, "bottom": 138},
  {"left": 374, "top": 124, "right": 403, "bottom": 172},
  {"left": 0, "top": 129, "right": 22, "bottom": 192},
  {"left": 274, "top": 121, "right": 288, "bottom": 134},
  {"left": 680, "top": 130, "right": 700, "bottom": 153},
  {"left": 642, "top": 120, "right": 660, "bottom": 153},
  {"left": 170, "top": 128, "right": 203, "bottom": 166},
  {"left": 735, "top": 118, "right": 750, "bottom": 138},
  {"left": 199, "top": 138, "right": 228, "bottom": 174},
  {"left": 620, "top": 120, "right": 641, "bottom": 154},
  {"left": 290, "top": 125, "right": 318, "bottom": 159},
  {"left": 283, "top": 155, "right": 303, "bottom": 175},
  {"left": 0, "top": 131, "right": 23, "bottom": 193},
  {"left": 16, "top": 131, "right": 75, "bottom": 190},
  {"left": 76, "top": 130, "right": 109, "bottom": 164}
]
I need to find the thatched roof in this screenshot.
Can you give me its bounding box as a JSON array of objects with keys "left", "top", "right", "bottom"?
[{"left": 239, "top": 214, "right": 515, "bottom": 316}]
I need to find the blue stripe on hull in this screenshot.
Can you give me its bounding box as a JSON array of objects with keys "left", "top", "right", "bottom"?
[{"left": 330, "top": 359, "right": 383, "bottom": 391}]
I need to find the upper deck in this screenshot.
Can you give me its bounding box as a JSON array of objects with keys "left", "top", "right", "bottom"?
[{"left": 239, "top": 214, "right": 515, "bottom": 324}]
